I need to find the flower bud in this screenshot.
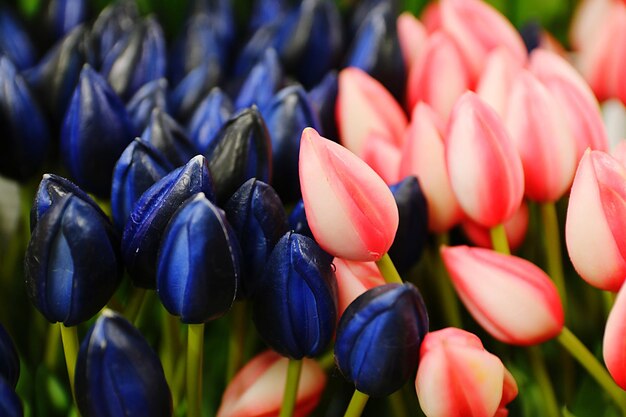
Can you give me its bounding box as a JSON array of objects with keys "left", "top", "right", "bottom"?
[
  {"left": 249, "top": 0, "right": 288, "bottom": 32},
  {"left": 140, "top": 108, "right": 198, "bottom": 167},
  {"left": 397, "top": 12, "right": 426, "bottom": 73},
  {"left": 462, "top": 201, "right": 529, "bottom": 252},
  {"left": 126, "top": 78, "right": 168, "bottom": 133},
  {"left": 235, "top": 48, "right": 282, "bottom": 111},
  {"left": 0, "top": 325, "right": 19, "bottom": 388},
  {"left": 361, "top": 133, "right": 402, "bottom": 185},
  {"left": 287, "top": 199, "right": 313, "bottom": 239},
  {"left": 307, "top": 70, "right": 338, "bottom": 141},
  {"left": 335, "top": 283, "right": 429, "bottom": 396},
  {"left": 604, "top": 283, "right": 626, "bottom": 390},
  {"left": 233, "top": 22, "right": 280, "bottom": 78},
  {"left": 46, "top": 0, "right": 88, "bottom": 41},
  {"left": 476, "top": 48, "right": 522, "bottom": 117},
  {"left": 90, "top": 0, "right": 138, "bottom": 66},
  {"left": 0, "top": 6, "right": 36, "bottom": 70},
  {"left": 188, "top": 87, "right": 233, "bottom": 154},
  {"left": 169, "top": 61, "right": 221, "bottom": 123},
  {"left": 75, "top": 310, "right": 172, "bottom": 417},
  {"left": 0, "top": 377, "right": 22, "bottom": 417},
  {"left": 333, "top": 258, "right": 384, "bottom": 317}
]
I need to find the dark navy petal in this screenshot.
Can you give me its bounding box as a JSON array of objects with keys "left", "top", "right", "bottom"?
[
  {"left": 519, "top": 20, "right": 542, "bottom": 54},
  {"left": 308, "top": 70, "right": 338, "bottom": 141},
  {"left": 249, "top": 0, "right": 288, "bottom": 33},
  {"left": 90, "top": 0, "right": 139, "bottom": 66},
  {"left": 0, "top": 6, "right": 36, "bottom": 71},
  {"left": 233, "top": 22, "right": 280, "bottom": 78},
  {"left": 140, "top": 108, "right": 198, "bottom": 167},
  {"left": 187, "top": 87, "right": 233, "bottom": 155},
  {"left": 0, "top": 325, "right": 19, "bottom": 389},
  {"left": 234, "top": 48, "right": 282, "bottom": 111},
  {"left": 169, "top": 61, "right": 221, "bottom": 124},
  {"left": 287, "top": 199, "right": 313, "bottom": 239},
  {"left": 126, "top": 78, "right": 169, "bottom": 134},
  {"left": 46, "top": 0, "right": 89, "bottom": 41},
  {"left": 0, "top": 377, "right": 22, "bottom": 417}
]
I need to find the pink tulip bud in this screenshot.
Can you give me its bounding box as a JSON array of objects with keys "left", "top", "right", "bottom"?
[
  {"left": 406, "top": 30, "right": 470, "bottom": 121},
  {"left": 415, "top": 327, "right": 518, "bottom": 417},
  {"left": 570, "top": 0, "right": 614, "bottom": 52},
  {"left": 336, "top": 67, "right": 407, "bottom": 156},
  {"left": 216, "top": 350, "right": 326, "bottom": 417},
  {"left": 612, "top": 141, "right": 626, "bottom": 167},
  {"left": 462, "top": 201, "right": 529, "bottom": 251},
  {"left": 476, "top": 48, "right": 522, "bottom": 117},
  {"left": 361, "top": 133, "right": 402, "bottom": 185},
  {"left": 445, "top": 92, "right": 524, "bottom": 228},
  {"left": 299, "top": 127, "right": 399, "bottom": 261},
  {"left": 505, "top": 70, "right": 577, "bottom": 202},
  {"left": 333, "top": 257, "right": 385, "bottom": 317},
  {"left": 397, "top": 12, "right": 427, "bottom": 73},
  {"left": 421, "top": 2, "right": 442, "bottom": 33},
  {"left": 565, "top": 150, "right": 626, "bottom": 291},
  {"left": 399, "top": 102, "right": 462, "bottom": 232},
  {"left": 441, "top": 246, "right": 564, "bottom": 345},
  {"left": 604, "top": 283, "right": 626, "bottom": 390}
]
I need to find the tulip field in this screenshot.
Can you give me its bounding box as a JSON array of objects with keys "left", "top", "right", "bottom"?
[{"left": 2, "top": 0, "right": 626, "bottom": 417}]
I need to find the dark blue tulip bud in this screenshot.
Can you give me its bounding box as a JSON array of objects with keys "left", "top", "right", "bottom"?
[
  {"left": 46, "top": 0, "right": 89, "bottom": 41},
  {"left": 287, "top": 199, "right": 313, "bottom": 239},
  {"left": 187, "top": 87, "right": 233, "bottom": 155},
  {"left": 252, "top": 232, "right": 337, "bottom": 358},
  {"left": 233, "top": 22, "right": 280, "bottom": 78},
  {"left": 345, "top": 3, "right": 406, "bottom": 104},
  {"left": 388, "top": 176, "right": 428, "bottom": 274},
  {"left": 235, "top": 48, "right": 282, "bottom": 111},
  {"left": 60, "top": 65, "right": 134, "bottom": 196},
  {"left": 0, "top": 377, "right": 23, "bottom": 417},
  {"left": 334, "top": 283, "right": 429, "bottom": 397},
  {"left": 308, "top": 70, "right": 338, "bottom": 141},
  {"left": 519, "top": 20, "right": 542, "bottom": 54},
  {"left": 261, "top": 84, "right": 319, "bottom": 202},
  {"left": 249, "top": 0, "right": 288, "bottom": 33},
  {"left": 75, "top": 310, "right": 172, "bottom": 417},
  {"left": 157, "top": 193, "right": 240, "bottom": 323},
  {"left": 169, "top": 61, "right": 221, "bottom": 123},
  {"left": 349, "top": 0, "right": 391, "bottom": 35},
  {"left": 0, "top": 6, "right": 36, "bottom": 70},
  {"left": 141, "top": 108, "right": 198, "bottom": 167},
  {"left": 205, "top": 106, "right": 272, "bottom": 205},
  {"left": 224, "top": 178, "right": 288, "bottom": 298},
  {"left": 24, "top": 192, "right": 122, "bottom": 326},
  {"left": 101, "top": 16, "right": 166, "bottom": 101},
  {"left": 90, "top": 0, "right": 139, "bottom": 66},
  {"left": 122, "top": 155, "right": 214, "bottom": 288},
  {"left": 0, "top": 56, "right": 50, "bottom": 181},
  {"left": 0, "top": 325, "right": 19, "bottom": 388},
  {"left": 126, "top": 78, "right": 169, "bottom": 133},
  {"left": 111, "top": 139, "right": 173, "bottom": 231},
  {"left": 190, "top": 0, "right": 235, "bottom": 53}
]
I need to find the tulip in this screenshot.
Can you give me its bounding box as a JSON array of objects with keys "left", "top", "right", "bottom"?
[
  {"left": 287, "top": 199, "right": 313, "bottom": 239},
  {"left": 565, "top": 150, "right": 626, "bottom": 291},
  {"left": 233, "top": 22, "right": 281, "bottom": 78},
  {"left": 122, "top": 155, "right": 214, "bottom": 288},
  {"left": 335, "top": 282, "right": 429, "bottom": 396},
  {"left": 441, "top": 245, "right": 564, "bottom": 345},
  {"left": 205, "top": 106, "right": 272, "bottom": 205},
  {"left": 187, "top": 87, "right": 233, "bottom": 155},
  {"left": 446, "top": 92, "right": 524, "bottom": 228},
  {"left": 250, "top": 0, "right": 288, "bottom": 32},
  {"left": 349, "top": 0, "right": 387, "bottom": 34},
  {"left": 397, "top": 12, "right": 427, "bottom": 73},
  {"left": 224, "top": 179, "right": 289, "bottom": 298},
  {"left": 613, "top": 141, "right": 626, "bottom": 167},
  {"left": 603, "top": 100, "right": 626, "bottom": 151},
  {"left": 0, "top": 6, "right": 36, "bottom": 71},
  {"left": 333, "top": 258, "right": 385, "bottom": 317},
  {"left": 307, "top": 70, "right": 338, "bottom": 141},
  {"left": 46, "top": 0, "right": 88, "bottom": 41},
  {"left": 234, "top": 48, "right": 283, "bottom": 111},
  {"left": 252, "top": 232, "right": 337, "bottom": 359},
  {"left": 140, "top": 108, "right": 198, "bottom": 168},
  {"left": 462, "top": 201, "right": 530, "bottom": 252},
  {"left": 0, "top": 56, "right": 50, "bottom": 181},
  {"left": 216, "top": 350, "right": 326, "bottom": 417},
  {"left": 604, "top": 283, "right": 626, "bottom": 390},
  {"left": 90, "top": 0, "right": 139, "bottom": 66},
  {"left": 75, "top": 310, "right": 172, "bottom": 417},
  {"left": 0, "top": 325, "right": 19, "bottom": 388},
  {"left": 169, "top": 61, "right": 221, "bottom": 123},
  {"left": 0, "top": 377, "right": 23, "bottom": 417},
  {"left": 190, "top": 0, "right": 235, "bottom": 54},
  {"left": 415, "top": 328, "right": 518, "bottom": 417},
  {"left": 570, "top": 0, "right": 613, "bottom": 52},
  {"left": 421, "top": 2, "right": 442, "bottom": 33},
  {"left": 337, "top": 67, "right": 407, "bottom": 156},
  {"left": 157, "top": 193, "right": 240, "bottom": 323},
  {"left": 360, "top": 133, "right": 402, "bottom": 185},
  {"left": 111, "top": 138, "right": 173, "bottom": 231},
  {"left": 299, "top": 127, "right": 399, "bottom": 261},
  {"left": 476, "top": 48, "right": 522, "bottom": 117},
  {"left": 60, "top": 65, "right": 134, "bottom": 197},
  {"left": 126, "top": 78, "right": 169, "bottom": 133}
]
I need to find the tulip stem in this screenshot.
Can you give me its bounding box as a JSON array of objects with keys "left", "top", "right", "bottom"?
[
  {"left": 58, "top": 323, "right": 78, "bottom": 400},
  {"left": 226, "top": 301, "right": 247, "bottom": 383},
  {"left": 279, "top": 359, "right": 303, "bottom": 417},
  {"left": 490, "top": 224, "right": 510, "bottom": 255},
  {"left": 557, "top": 327, "right": 626, "bottom": 414},
  {"left": 45, "top": 323, "right": 60, "bottom": 370},
  {"left": 343, "top": 390, "right": 370, "bottom": 417},
  {"left": 528, "top": 346, "right": 560, "bottom": 417},
  {"left": 317, "top": 349, "right": 336, "bottom": 371},
  {"left": 187, "top": 323, "right": 205, "bottom": 417},
  {"left": 124, "top": 287, "right": 146, "bottom": 325},
  {"left": 375, "top": 253, "right": 403, "bottom": 284},
  {"left": 540, "top": 202, "right": 567, "bottom": 311},
  {"left": 435, "top": 233, "right": 463, "bottom": 328}
]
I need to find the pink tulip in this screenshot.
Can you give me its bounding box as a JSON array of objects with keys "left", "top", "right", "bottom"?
[
  {"left": 441, "top": 246, "right": 564, "bottom": 345},
  {"left": 462, "top": 201, "right": 529, "bottom": 252},
  {"left": 415, "top": 327, "right": 518, "bottom": 417},
  {"left": 612, "top": 141, "right": 626, "bottom": 166},
  {"left": 504, "top": 70, "right": 577, "bottom": 202},
  {"left": 399, "top": 102, "right": 463, "bottom": 232},
  {"left": 406, "top": 30, "right": 470, "bottom": 121},
  {"left": 476, "top": 48, "right": 522, "bottom": 117},
  {"left": 421, "top": 2, "right": 442, "bottom": 33},
  {"left": 299, "top": 127, "right": 399, "bottom": 261},
  {"left": 333, "top": 257, "right": 385, "bottom": 317},
  {"left": 397, "top": 12, "right": 427, "bottom": 73},
  {"left": 604, "top": 283, "right": 626, "bottom": 390},
  {"left": 336, "top": 67, "right": 407, "bottom": 156},
  {"left": 445, "top": 92, "right": 524, "bottom": 228},
  {"left": 361, "top": 133, "right": 402, "bottom": 185},
  {"left": 565, "top": 150, "right": 626, "bottom": 291},
  {"left": 216, "top": 350, "right": 326, "bottom": 417},
  {"left": 570, "top": 0, "right": 614, "bottom": 52}
]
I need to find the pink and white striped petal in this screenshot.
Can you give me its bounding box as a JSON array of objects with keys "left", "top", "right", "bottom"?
[
  {"left": 461, "top": 201, "right": 529, "bottom": 252},
  {"left": 333, "top": 257, "right": 385, "bottom": 317},
  {"left": 604, "top": 283, "right": 626, "bottom": 390},
  {"left": 361, "top": 133, "right": 402, "bottom": 185},
  {"left": 421, "top": 2, "right": 442, "bottom": 33},
  {"left": 570, "top": 0, "right": 614, "bottom": 52},
  {"left": 612, "top": 141, "right": 626, "bottom": 167},
  {"left": 397, "top": 12, "right": 427, "bottom": 73},
  {"left": 476, "top": 48, "right": 523, "bottom": 117}
]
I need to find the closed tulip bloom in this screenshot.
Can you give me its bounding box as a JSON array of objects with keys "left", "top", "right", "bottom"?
[
  {"left": 90, "top": 0, "right": 138, "bottom": 66},
  {"left": 416, "top": 328, "right": 518, "bottom": 417},
  {"left": 169, "top": 61, "right": 221, "bottom": 123},
  {"left": 335, "top": 283, "right": 429, "bottom": 396},
  {"left": 397, "top": 12, "right": 427, "bottom": 73},
  {"left": 299, "top": 128, "right": 399, "bottom": 261},
  {"left": 361, "top": 133, "right": 402, "bottom": 185},
  {"left": 46, "top": 0, "right": 88, "bottom": 41},
  {"left": 462, "top": 201, "right": 529, "bottom": 252},
  {"left": 307, "top": 70, "right": 338, "bottom": 141},
  {"left": 441, "top": 246, "right": 564, "bottom": 345},
  {"left": 249, "top": 0, "right": 288, "bottom": 32},
  {"left": 570, "top": 0, "right": 613, "bottom": 52},
  {"left": 141, "top": 108, "right": 198, "bottom": 167},
  {"left": 217, "top": 350, "right": 326, "bottom": 417},
  {"left": 288, "top": 199, "right": 313, "bottom": 239},
  {"left": 333, "top": 258, "right": 385, "bottom": 317},
  {"left": 233, "top": 22, "right": 281, "bottom": 78},
  {"left": 565, "top": 150, "right": 626, "bottom": 291},
  {"left": 235, "top": 48, "right": 282, "bottom": 111},
  {"left": 604, "top": 283, "right": 626, "bottom": 390},
  {"left": 75, "top": 310, "right": 172, "bottom": 417},
  {"left": 188, "top": 87, "right": 233, "bottom": 154},
  {"left": 476, "top": 48, "right": 522, "bottom": 117},
  {"left": 0, "top": 377, "right": 22, "bottom": 417},
  {"left": 613, "top": 141, "right": 626, "bottom": 167},
  {"left": 446, "top": 92, "right": 524, "bottom": 228},
  {"left": 126, "top": 78, "right": 168, "bottom": 133},
  {"left": 0, "top": 6, "right": 37, "bottom": 70},
  {"left": 0, "top": 325, "right": 19, "bottom": 388},
  {"left": 252, "top": 232, "right": 337, "bottom": 359},
  {"left": 122, "top": 155, "right": 214, "bottom": 288}
]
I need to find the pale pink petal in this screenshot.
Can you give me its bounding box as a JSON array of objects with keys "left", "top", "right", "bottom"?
[
  {"left": 570, "top": 0, "right": 614, "bottom": 51},
  {"left": 333, "top": 257, "right": 385, "bottom": 317},
  {"left": 462, "top": 201, "right": 529, "bottom": 251},
  {"left": 397, "top": 12, "right": 427, "bottom": 73},
  {"left": 604, "top": 283, "right": 626, "bottom": 390},
  {"left": 361, "top": 133, "right": 402, "bottom": 185},
  {"left": 612, "top": 141, "right": 626, "bottom": 167},
  {"left": 476, "top": 48, "right": 523, "bottom": 117},
  {"left": 421, "top": 2, "right": 442, "bottom": 33}
]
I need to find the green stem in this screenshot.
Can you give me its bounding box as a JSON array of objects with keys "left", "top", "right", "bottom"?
[
  {"left": 317, "top": 350, "right": 336, "bottom": 372},
  {"left": 342, "top": 390, "right": 370, "bottom": 417},
  {"left": 375, "top": 253, "right": 403, "bottom": 284},
  {"left": 279, "top": 359, "right": 303, "bottom": 417},
  {"left": 160, "top": 310, "right": 177, "bottom": 391},
  {"left": 527, "top": 346, "right": 560, "bottom": 417},
  {"left": 187, "top": 323, "right": 205, "bottom": 417},
  {"left": 434, "top": 233, "right": 462, "bottom": 328},
  {"left": 58, "top": 323, "right": 79, "bottom": 400},
  {"left": 388, "top": 391, "right": 408, "bottom": 417},
  {"left": 490, "top": 224, "right": 510, "bottom": 255},
  {"left": 557, "top": 327, "right": 626, "bottom": 414},
  {"left": 540, "top": 202, "right": 567, "bottom": 310},
  {"left": 123, "top": 288, "right": 146, "bottom": 326},
  {"left": 226, "top": 301, "right": 247, "bottom": 383},
  {"left": 45, "top": 323, "right": 60, "bottom": 370},
  {"left": 604, "top": 291, "right": 616, "bottom": 317}
]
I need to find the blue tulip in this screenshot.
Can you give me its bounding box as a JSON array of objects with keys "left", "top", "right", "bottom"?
[
  {"left": 261, "top": 84, "right": 319, "bottom": 202},
  {"left": 126, "top": 78, "right": 169, "bottom": 133},
  {"left": 0, "top": 377, "right": 22, "bottom": 417},
  {"left": 388, "top": 176, "right": 428, "bottom": 274},
  {"left": 169, "top": 61, "right": 221, "bottom": 123},
  {"left": 101, "top": 16, "right": 166, "bottom": 101},
  {"left": 157, "top": 193, "right": 240, "bottom": 323},
  {"left": 60, "top": 64, "right": 134, "bottom": 196},
  {"left": 334, "top": 283, "right": 429, "bottom": 397},
  {"left": 0, "top": 325, "right": 19, "bottom": 388},
  {"left": 25, "top": 183, "right": 122, "bottom": 326},
  {"left": 345, "top": 2, "right": 406, "bottom": 104},
  {"left": 348, "top": 0, "right": 389, "bottom": 35},
  {"left": 308, "top": 70, "right": 338, "bottom": 141},
  {"left": 90, "top": 0, "right": 139, "bottom": 66},
  {"left": 140, "top": 108, "right": 198, "bottom": 167},
  {"left": 205, "top": 106, "right": 272, "bottom": 204},
  {"left": 252, "top": 232, "right": 337, "bottom": 359},
  {"left": 224, "top": 178, "right": 288, "bottom": 298},
  {"left": 287, "top": 199, "right": 313, "bottom": 239},
  {"left": 249, "top": 0, "right": 288, "bottom": 32},
  {"left": 75, "top": 310, "right": 172, "bottom": 417},
  {"left": 0, "top": 6, "right": 36, "bottom": 70},
  {"left": 190, "top": 0, "right": 235, "bottom": 55},
  {"left": 0, "top": 56, "right": 50, "bottom": 181},
  {"left": 46, "top": 0, "right": 88, "bottom": 41},
  {"left": 122, "top": 155, "right": 214, "bottom": 288},
  {"left": 234, "top": 48, "right": 283, "bottom": 111},
  {"left": 520, "top": 20, "right": 542, "bottom": 53},
  {"left": 111, "top": 139, "right": 173, "bottom": 231},
  {"left": 233, "top": 22, "right": 280, "bottom": 78},
  {"left": 187, "top": 87, "right": 233, "bottom": 154}
]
